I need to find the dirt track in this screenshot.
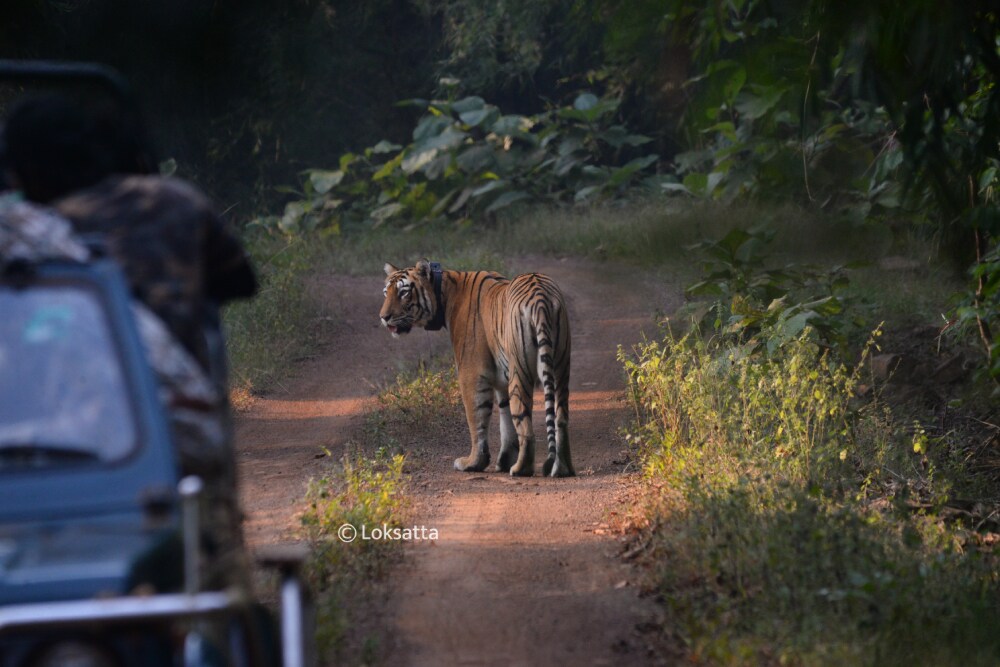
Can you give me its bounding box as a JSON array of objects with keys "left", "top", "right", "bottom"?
[{"left": 235, "top": 256, "right": 682, "bottom": 666}]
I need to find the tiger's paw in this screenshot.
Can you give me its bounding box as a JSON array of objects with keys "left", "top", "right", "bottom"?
[
  {"left": 495, "top": 447, "right": 518, "bottom": 473},
  {"left": 547, "top": 458, "right": 575, "bottom": 478},
  {"left": 454, "top": 453, "right": 490, "bottom": 472},
  {"left": 542, "top": 456, "right": 556, "bottom": 477},
  {"left": 509, "top": 461, "right": 534, "bottom": 477}
]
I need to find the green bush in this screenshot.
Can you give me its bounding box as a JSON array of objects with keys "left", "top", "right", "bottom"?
[
  {"left": 622, "top": 327, "right": 1000, "bottom": 664},
  {"left": 681, "top": 227, "right": 854, "bottom": 356}
]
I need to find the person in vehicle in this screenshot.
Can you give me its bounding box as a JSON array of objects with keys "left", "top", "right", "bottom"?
[
  {"left": 0, "top": 111, "right": 249, "bottom": 587},
  {"left": 0, "top": 191, "right": 223, "bottom": 473}
]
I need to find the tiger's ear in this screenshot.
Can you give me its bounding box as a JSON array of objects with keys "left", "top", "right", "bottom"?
[
  {"left": 384, "top": 263, "right": 399, "bottom": 276},
  {"left": 415, "top": 258, "right": 431, "bottom": 279}
]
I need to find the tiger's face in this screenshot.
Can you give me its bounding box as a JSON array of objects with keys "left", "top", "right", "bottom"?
[{"left": 380, "top": 260, "right": 435, "bottom": 337}]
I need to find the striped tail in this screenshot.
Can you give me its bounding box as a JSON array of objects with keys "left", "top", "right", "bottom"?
[
  {"left": 532, "top": 294, "right": 573, "bottom": 477},
  {"left": 534, "top": 313, "right": 559, "bottom": 465}
]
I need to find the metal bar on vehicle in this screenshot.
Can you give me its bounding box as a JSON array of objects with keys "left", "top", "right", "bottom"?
[
  {"left": 0, "top": 59, "right": 133, "bottom": 104},
  {"left": 0, "top": 590, "right": 244, "bottom": 632},
  {"left": 178, "top": 475, "right": 203, "bottom": 594},
  {"left": 281, "top": 575, "right": 305, "bottom": 667}
]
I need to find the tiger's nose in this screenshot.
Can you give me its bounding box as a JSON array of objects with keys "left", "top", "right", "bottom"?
[{"left": 381, "top": 315, "right": 390, "bottom": 326}]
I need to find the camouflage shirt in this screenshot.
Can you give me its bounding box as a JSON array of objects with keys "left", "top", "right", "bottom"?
[
  {"left": 0, "top": 192, "right": 89, "bottom": 262},
  {"left": 0, "top": 194, "right": 220, "bottom": 417},
  {"left": 56, "top": 175, "right": 257, "bottom": 371}
]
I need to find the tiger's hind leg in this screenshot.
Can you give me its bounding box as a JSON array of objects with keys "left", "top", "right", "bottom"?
[
  {"left": 494, "top": 388, "right": 518, "bottom": 473},
  {"left": 547, "top": 381, "right": 573, "bottom": 477},
  {"left": 454, "top": 374, "right": 492, "bottom": 472},
  {"left": 507, "top": 385, "right": 535, "bottom": 477}
]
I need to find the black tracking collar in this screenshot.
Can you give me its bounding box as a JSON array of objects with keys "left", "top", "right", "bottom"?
[{"left": 425, "top": 261, "right": 446, "bottom": 331}]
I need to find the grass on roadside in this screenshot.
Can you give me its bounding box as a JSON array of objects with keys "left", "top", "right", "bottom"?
[
  {"left": 298, "top": 360, "right": 460, "bottom": 664},
  {"left": 301, "top": 448, "right": 407, "bottom": 663},
  {"left": 223, "top": 234, "right": 333, "bottom": 403},
  {"left": 622, "top": 328, "right": 1000, "bottom": 665}
]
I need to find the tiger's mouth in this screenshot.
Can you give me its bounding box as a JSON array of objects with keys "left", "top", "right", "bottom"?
[{"left": 387, "top": 322, "right": 412, "bottom": 336}]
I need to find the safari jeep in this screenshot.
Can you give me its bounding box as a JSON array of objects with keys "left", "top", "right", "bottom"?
[{"left": 0, "top": 252, "right": 308, "bottom": 666}]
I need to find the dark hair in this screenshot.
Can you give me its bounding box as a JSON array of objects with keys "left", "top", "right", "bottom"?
[{"left": 4, "top": 93, "right": 151, "bottom": 203}]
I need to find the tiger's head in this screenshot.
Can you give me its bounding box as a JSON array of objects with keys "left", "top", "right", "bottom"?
[{"left": 380, "top": 259, "right": 438, "bottom": 337}]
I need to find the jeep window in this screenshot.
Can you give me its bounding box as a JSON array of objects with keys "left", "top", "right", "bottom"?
[{"left": 0, "top": 284, "right": 138, "bottom": 469}]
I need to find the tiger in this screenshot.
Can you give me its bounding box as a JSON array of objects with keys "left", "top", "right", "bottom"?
[{"left": 380, "top": 259, "right": 573, "bottom": 477}]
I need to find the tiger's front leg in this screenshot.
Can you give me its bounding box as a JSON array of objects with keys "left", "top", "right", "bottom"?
[{"left": 453, "top": 374, "right": 493, "bottom": 472}]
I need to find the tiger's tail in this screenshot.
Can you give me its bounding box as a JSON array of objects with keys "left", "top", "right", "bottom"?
[{"left": 532, "top": 291, "right": 573, "bottom": 477}]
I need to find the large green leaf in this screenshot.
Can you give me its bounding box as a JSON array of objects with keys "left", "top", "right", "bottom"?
[
  {"left": 460, "top": 106, "right": 500, "bottom": 128},
  {"left": 471, "top": 180, "right": 508, "bottom": 197},
  {"left": 683, "top": 172, "right": 709, "bottom": 197},
  {"left": 456, "top": 145, "right": 496, "bottom": 173},
  {"left": 421, "top": 153, "right": 452, "bottom": 180},
  {"left": 370, "top": 202, "right": 405, "bottom": 225},
  {"left": 485, "top": 190, "right": 532, "bottom": 213},
  {"left": 280, "top": 201, "right": 307, "bottom": 232},
  {"left": 608, "top": 155, "right": 659, "bottom": 187},
  {"left": 735, "top": 86, "right": 787, "bottom": 120},
  {"left": 308, "top": 169, "right": 345, "bottom": 195},
  {"left": 372, "top": 140, "right": 402, "bottom": 154},
  {"left": 401, "top": 148, "right": 439, "bottom": 174},
  {"left": 402, "top": 127, "right": 468, "bottom": 174},
  {"left": 491, "top": 114, "right": 533, "bottom": 136},
  {"left": 558, "top": 97, "right": 619, "bottom": 123},
  {"left": 450, "top": 96, "right": 486, "bottom": 114},
  {"left": 412, "top": 115, "right": 451, "bottom": 142},
  {"left": 573, "top": 92, "right": 599, "bottom": 111}
]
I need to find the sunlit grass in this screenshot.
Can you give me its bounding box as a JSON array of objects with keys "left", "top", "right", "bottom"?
[
  {"left": 623, "top": 326, "right": 1000, "bottom": 665},
  {"left": 298, "top": 359, "right": 460, "bottom": 664}
]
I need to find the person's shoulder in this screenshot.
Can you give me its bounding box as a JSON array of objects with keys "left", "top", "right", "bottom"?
[
  {"left": 0, "top": 194, "right": 90, "bottom": 262},
  {"left": 59, "top": 175, "right": 217, "bottom": 222},
  {"left": 114, "top": 175, "right": 214, "bottom": 210}
]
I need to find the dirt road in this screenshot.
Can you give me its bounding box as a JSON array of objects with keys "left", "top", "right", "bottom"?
[{"left": 235, "top": 256, "right": 681, "bottom": 666}]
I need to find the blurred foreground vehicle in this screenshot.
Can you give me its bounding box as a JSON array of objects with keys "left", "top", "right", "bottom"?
[
  {"left": 0, "top": 257, "right": 312, "bottom": 667},
  {"left": 0, "top": 61, "right": 311, "bottom": 667}
]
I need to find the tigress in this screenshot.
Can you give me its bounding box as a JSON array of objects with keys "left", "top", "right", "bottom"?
[{"left": 380, "top": 259, "right": 573, "bottom": 477}]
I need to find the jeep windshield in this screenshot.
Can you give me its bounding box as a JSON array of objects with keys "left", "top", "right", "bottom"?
[{"left": 0, "top": 282, "right": 138, "bottom": 470}]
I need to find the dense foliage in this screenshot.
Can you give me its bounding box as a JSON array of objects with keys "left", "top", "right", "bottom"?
[
  {"left": 395, "top": 0, "right": 1000, "bottom": 380},
  {"left": 265, "top": 91, "right": 659, "bottom": 232}
]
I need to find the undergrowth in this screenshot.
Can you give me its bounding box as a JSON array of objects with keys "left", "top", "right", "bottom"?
[
  {"left": 301, "top": 447, "right": 407, "bottom": 662},
  {"left": 223, "top": 235, "right": 331, "bottom": 402},
  {"left": 298, "top": 360, "right": 459, "bottom": 664},
  {"left": 623, "top": 328, "right": 1000, "bottom": 665}
]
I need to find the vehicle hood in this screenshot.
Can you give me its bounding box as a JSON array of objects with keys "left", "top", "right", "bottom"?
[{"left": 0, "top": 515, "right": 180, "bottom": 605}]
